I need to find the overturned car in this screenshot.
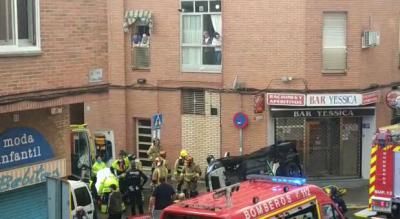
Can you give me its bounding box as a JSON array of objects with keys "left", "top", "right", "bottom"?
[{"left": 205, "top": 142, "right": 303, "bottom": 191}]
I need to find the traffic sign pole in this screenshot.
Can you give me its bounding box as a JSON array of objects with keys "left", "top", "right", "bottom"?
[{"left": 239, "top": 129, "right": 243, "bottom": 155}]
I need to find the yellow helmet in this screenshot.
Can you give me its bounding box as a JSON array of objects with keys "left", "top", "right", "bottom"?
[{"left": 180, "top": 149, "right": 188, "bottom": 158}]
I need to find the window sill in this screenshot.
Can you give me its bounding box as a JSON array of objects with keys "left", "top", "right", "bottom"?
[
  {"left": 182, "top": 65, "right": 222, "bottom": 73},
  {"left": 0, "top": 48, "right": 42, "bottom": 57},
  {"left": 321, "top": 70, "right": 347, "bottom": 75},
  {"left": 131, "top": 66, "right": 151, "bottom": 71}
]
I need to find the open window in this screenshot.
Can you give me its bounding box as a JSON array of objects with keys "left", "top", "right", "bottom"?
[
  {"left": 181, "top": 0, "right": 222, "bottom": 72},
  {"left": 124, "top": 10, "right": 152, "bottom": 69}
]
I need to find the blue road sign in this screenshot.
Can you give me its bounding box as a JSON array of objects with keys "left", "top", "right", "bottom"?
[
  {"left": 152, "top": 114, "right": 163, "bottom": 129},
  {"left": 233, "top": 112, "right": 249, "bottom": 129}
]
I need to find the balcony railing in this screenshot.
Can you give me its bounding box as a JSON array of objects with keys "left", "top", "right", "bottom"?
[{"left": 131, "top": 46, "right": 150, "bottom": 69}]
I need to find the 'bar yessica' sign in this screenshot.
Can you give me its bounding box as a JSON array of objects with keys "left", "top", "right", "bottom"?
[{"left": 0, "top": 127, "right": 54, "bottom": 170}]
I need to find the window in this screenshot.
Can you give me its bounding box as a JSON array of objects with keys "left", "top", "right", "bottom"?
[
  {"left": 0, "top": 0, "right": 40, "bottom": 54},
  {"left": 74, "top": 187, "right": 92, "bottom": 207},
  {"left": 181, "top": 0, "right": 222, "bottom": 72},
  {"left": 270, "top": 201, "right": 319, "bottom": 219},
  {"left": 131, "top": 24, "right": 150, "bottom": 69},
  {"left": 322, "top": 204, "right": 341, "bottom": 219},
  {"left": 182, "top": 90, "right": 205, "bottom": 114},
  {"left": 323, "top": 12, "right": 347, "bottom": 73}
]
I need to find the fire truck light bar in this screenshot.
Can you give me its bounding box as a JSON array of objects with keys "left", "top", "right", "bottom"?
[{"left": 247, "top": 175, "right": 307, "bottom": 186}]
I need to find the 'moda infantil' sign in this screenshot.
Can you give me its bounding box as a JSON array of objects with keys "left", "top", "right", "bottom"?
[{"left": 0, "top": 127, "right": 54, "bottom": 170}]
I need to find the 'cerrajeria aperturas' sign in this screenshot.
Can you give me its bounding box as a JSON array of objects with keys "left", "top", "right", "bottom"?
[{"left": 0, "top": 127, "right": 54, "bottom": 170}]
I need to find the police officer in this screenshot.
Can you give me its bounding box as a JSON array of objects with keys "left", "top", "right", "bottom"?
[
  {"left": 127, "top": 154, "right": 143, "bottom": 172},
  {"left": 174, "top": 149, "right": 188, "bottom": 193},
  {"left": 125, "top": 160, "right": 148, "bottom": 216},
  {"left": 181, "top": 156, "right": 202, "bottom": 198}
]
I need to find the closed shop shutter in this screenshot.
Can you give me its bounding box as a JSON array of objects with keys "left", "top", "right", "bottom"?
[{"left": 0, "top": 183, "right": 47, "bottom": 219}]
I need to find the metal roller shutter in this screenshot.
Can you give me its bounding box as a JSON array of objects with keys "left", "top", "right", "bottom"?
[{"left": 0, "top": 183, "right": 47, "bottom": 219}]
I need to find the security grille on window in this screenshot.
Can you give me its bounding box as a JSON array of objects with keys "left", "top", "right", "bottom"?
[
  {"left": 323, "top": 12, "right": 347, "bottom": 72},
  {"left": 0, "top": 0, "right": 40, "bottom": 53},
  {"left": 182, "top": 90, "right": 205, "bottom": 114},
  {"left": 181, "top": 0, "right": 222, "bottom": 72}
]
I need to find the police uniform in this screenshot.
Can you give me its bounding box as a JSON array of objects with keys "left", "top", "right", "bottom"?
[{"left": 125, "top": 165, "right": 148, "bottom": 215}]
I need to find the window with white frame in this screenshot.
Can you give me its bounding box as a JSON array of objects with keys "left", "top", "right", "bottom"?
[
  {"left": 181, "top": 0, "right": 222, "bottom": 72},
  {"left": 323, "top": 12, "right": 347, "bottom": 73},
  {"left": 0, "top": 0, "right": 40, "bottom": 54},
  {"left": 182, "top": 90, "right": 205, "bottom": 115}
]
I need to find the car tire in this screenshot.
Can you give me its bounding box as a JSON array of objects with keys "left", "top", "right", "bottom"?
[{"left": 278, "top": 162, "right": 302, "bottom": 177}]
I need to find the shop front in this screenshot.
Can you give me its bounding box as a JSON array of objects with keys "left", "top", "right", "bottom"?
[
  {"left": 267, "top": 92, "right": 379, "bottom": 179},
  {"left": 0, "top": 111, "right": 68, "bottom": 218}
]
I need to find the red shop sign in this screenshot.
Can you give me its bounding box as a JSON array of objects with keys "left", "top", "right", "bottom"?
[{"left": 266, "top": 93, "right": 305, "bottom": 106}]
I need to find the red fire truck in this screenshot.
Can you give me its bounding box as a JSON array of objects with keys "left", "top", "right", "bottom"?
[
  {"left": 360, "top": 124, "right": 400, "bottom": 218},
  {"left": 160, "top": 175, "right": 346, "bottom": 219}
]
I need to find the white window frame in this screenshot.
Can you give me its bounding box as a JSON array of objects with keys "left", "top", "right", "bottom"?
[
  {"left": 322, "top": 12, "right": 347, "bottom": 73},
  {"left": 180, "top": 0, "right": 222, "bottom": 73},
  {"left": 0, "top": 0, "right": 41, "bottom": 56}
]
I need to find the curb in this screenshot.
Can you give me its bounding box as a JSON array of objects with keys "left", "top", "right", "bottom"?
[{"left": 348, "top": 204, "right": 368, "bottom": 209}]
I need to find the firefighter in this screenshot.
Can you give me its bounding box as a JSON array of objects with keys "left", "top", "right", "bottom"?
[
  {"left": 125, "top": 159, "right": 148, "bottom": 216},
  {"left": 147, "top": 138, "right": 161, "bottom": 173},
  {"left": 92, "top": 155, "right": 107, "bottom": 177},
  {"left": 181, "top": 156, "right": 202, "bottom": 198},
  {"left": 98, "top": 169, "right": 119, "bottom": 214},
  {"left": 111, "top": 150, "right": 130, "bottom": 194},
  {"left": 152, "top": 157, "right": 168, "bottom": 188},
  {"left": 174, "top": 149, "right": 188, "bottom": 193}
]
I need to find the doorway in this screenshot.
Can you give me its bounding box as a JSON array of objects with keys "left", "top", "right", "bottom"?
[
  {"left": 304, "top": 118, "right": 340, "bottom": 177},
  {"left": 136, "top": 119, "right": 152, "bottom": 168}
]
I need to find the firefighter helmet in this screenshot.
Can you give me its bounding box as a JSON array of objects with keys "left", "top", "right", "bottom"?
[
  {"left": 186, "top": 156, "right": 194, "bottom": 164},
  {"left": 180, "top": 149, "right": 188, "bottom": 158},
  {"left": 160, "top": 151, "right": 167, "bottom": 159}
]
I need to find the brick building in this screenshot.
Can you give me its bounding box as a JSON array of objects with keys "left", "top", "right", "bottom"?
[
  {"left": 84, "top": 0, "right": 400, "bottom": 181},
  {"left": 0, "top": 0, "right": 108, "bottom": 216}
]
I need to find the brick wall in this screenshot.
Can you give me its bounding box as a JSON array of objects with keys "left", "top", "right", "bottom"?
[
  {"left": 0, "top": 107, "right": 71, "bottom": 174},
  {"left": 182, "top": 91, "right": 221, "bottom": 170},
  {"left": 0, "top": 0, "right": 108, "bottom": 96}
]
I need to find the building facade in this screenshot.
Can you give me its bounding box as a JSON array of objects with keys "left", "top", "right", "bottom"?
[
  {"left": 0, "top": 0, "right": 108, "bottom": 217},
  {"left": 86, "top": 0, "right": 400, "bottom": 180}
]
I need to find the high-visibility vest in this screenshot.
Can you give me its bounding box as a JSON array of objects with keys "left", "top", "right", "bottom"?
[
  {"left": 92, "top": 161, "right": 107, "bottom": 176},
  {"left": 99, "top": 175, "right": 119, "bottom": 195},
  {"left": 111, "top": 158, "right": 130, "bottom": 174}
]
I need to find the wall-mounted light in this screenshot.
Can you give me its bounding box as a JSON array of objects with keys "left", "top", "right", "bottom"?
[
  {"left": 137, "top": 78, "right": 147, "bottom": 84},
  {"left": 281, "top": 76, "right": 293, "bottom": 83}
]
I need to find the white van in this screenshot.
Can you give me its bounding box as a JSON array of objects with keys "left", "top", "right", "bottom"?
[
  {"left": 47, "top": 178, "right": 95, "bottom": 219},
  {"left": 69, "top": 180, "right": 95, "bottom": 219}
]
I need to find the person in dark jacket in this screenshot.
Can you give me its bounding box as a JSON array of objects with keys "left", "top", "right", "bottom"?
[
  {"left": 149, "top": 176, "right": 176, "bottom": 219},
  {"left": 108, "top": 184, "right": 123, "bottom": 219},
  {"left": 125, "top": 160, "right": 148, "bottom": 216}
]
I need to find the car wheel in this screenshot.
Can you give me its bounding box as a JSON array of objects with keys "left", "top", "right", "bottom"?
[{"left": 279, "top": 162, "right": 302, "bottom": 177}]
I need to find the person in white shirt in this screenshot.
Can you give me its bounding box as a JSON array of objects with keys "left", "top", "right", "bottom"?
[{"left": 212, "top": 32, "right": 222, "bottom": 64}]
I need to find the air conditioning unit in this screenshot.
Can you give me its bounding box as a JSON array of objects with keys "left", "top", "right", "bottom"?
[{"left": 362, "top": 31, "right": 380, "bottom": 48}]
